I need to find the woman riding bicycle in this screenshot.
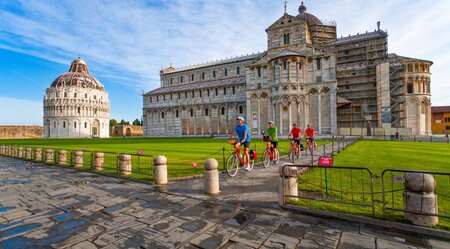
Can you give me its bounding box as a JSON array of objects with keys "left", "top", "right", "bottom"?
[{"left": 266, "top": 121, "right": 279, "bottom": 161}]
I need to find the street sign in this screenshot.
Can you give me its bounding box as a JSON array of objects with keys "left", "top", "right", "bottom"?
[{"left": 319, "top": 157, "right": 333, "bottom": 167}]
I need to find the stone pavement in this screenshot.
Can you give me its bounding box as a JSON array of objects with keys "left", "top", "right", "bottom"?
[{"left": 1, "top": 156, "right": 450, "bottom": 249}]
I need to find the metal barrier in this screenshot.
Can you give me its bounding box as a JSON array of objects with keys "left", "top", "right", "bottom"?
[
  {"left": 382, "top": 169, "right": 450, "bottom": 220},
  {"left": 282, "top": 164, "right": 375, "bottom": 217},
  {"left": 129, "top": 154, "right": 154, "bottom": 176},
  {"left": 91, "top": 151, "right": 119, "bottom": 174}
]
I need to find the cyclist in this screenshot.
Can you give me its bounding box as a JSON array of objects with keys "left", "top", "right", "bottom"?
[
  {"left": 266, "top": 121, "right": 279, "bottom": 161},
  {"left": 305, "top": 124, "right": 316, "bottom": 149},
  {"left": 288, "top": 123, "right": 302, "bottom": 158},
  {"left": 231, "top": 117, "right": 251, "bottom": 171}
]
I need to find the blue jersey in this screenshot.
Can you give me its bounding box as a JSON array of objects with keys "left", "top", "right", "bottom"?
[{"left": 234, "top": 124, "right": 251, "bottom": 143}]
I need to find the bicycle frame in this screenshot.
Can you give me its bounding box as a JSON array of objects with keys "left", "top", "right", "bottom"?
[
  {"left": 265, "top": 142, "right": 276, "bottom": 159},
  {"left": 234, "top": 146, "right": 248, "bottom": 166},
  {"left": 290, "top": 141, "right": 300, "bottom": 155}
]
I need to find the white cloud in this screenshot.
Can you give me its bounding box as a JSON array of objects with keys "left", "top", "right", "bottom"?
[
  {"left": 0, "top": 97, "right": 42, "bottom": 125},
  {"left": 0, "top": 0, "right": 449, "bottom": 105}
]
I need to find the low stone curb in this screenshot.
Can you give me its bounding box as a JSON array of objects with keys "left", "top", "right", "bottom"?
[{"left": 283, "top": 204, "right": 450, "bottom": 240}]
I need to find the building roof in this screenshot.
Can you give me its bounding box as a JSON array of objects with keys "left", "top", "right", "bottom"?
[
  {"left": 145, "top": 77, "right": 246, "bottom": 95},
  {"left": 164, "top": 53, "right": 263, "bottom": 74},
  {"left": 432, "top": 106, "right": 450, "bottom": 114},
  {"left": 388, "top": 53, "right": 433, "bottom": 64},
  {"left": 296, "top": 2, "right": 323, "bottom": 26},
  {"left": 335, "top": 30, "right": 387, "bottom": 45},
  {"left": 270, "top": 49, "right": 306, "bottom": 60},
  {"left": 50, "top": 58, "right": 105, "bottom": 91}
]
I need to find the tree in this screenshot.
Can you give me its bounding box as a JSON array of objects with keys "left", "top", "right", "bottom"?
[
  {"left": 109, "top": 119, "right": 118, "bottom": 126},
  {"left": 132, "top": 119, "right": 141, "bottom": 126},
  {"left": 119, "top": 119, "right": 130, "bottom": 125}
]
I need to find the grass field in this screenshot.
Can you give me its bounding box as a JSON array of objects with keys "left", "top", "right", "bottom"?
[
  {"left": 0, "top": 137, "right": 329, "bottom": 179},
  {"left": 293, "top": 140, "right": 450, "bottom": 230}
]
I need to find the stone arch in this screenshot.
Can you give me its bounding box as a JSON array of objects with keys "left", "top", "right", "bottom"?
[
  {"left": 321, "top": 87, "right": 330, "bottom": 94},
  {"left": 126, "top": 127, "right": 131, "bottom": 136},
  {"left": 260, "top": 92, "right": 269, "bottom": 98},
  {"left": 308, "top": 88, "right": 318, "bottom": 95}
]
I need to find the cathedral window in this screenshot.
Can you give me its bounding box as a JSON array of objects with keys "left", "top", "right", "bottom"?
[
  {"left": 185, "top": 92, "right": 188, "bottom": 99},
  {"left": 221, "top": 107, "right": 225, "bottom": 115},
  {"left": 236, "top": 66, "right": 240, "bottom": 75},
  {"left": 64, "top": 92, "right": 67, "bottom": 98},
  {"left": 74, "top": 122, "right": 77, "bottom": 129},
  {"left": 213, "top": 70, "right": 216, "bottom": 78},
  {"left": 317, "top": 58, "right": 321, "bottom": 70},
  {"left": 192, "top": 91, "right": 194, "bottom": 98},
  {"left": 170, "top": 94, "right": 173, "bottom": 100},
  {"left": 54, "top": 122, "right": 56, "bottom": 128},
  {"left": 207, "top": 89, "right": 210, "bottom": 97},
  {"left": 163, "top": 95, "right": 166, "bottom": 101},
  {"left": 176, "top": 110, "right": 179, "bottom": 118},
  {"left": 77, "top": 107, "right": 81, "bottom": 114},
  {"left": 215, "top": 88, "right": 218, "bottom": 96},
  {"left": 223, "top": 87, "right": 227, "bottom": 95},
  {"left": 180, "top": 76, "right": 183, "bottom": 83},
  {"left": 284, "top": 33, "right": 290, "bottom": 45},
  {"left": 85, "top": 93, "right": 88, "bottom": 98},
  {"left": 205, "top": 108, "right": 209, "bottom": 116},
  {"left": 200, "top": 90, "right": 202, "bottom": 97},
  {"left": 190, "top": 109, "right": 194, "bottom": 117},
  {"left": 74, "top": 93, "right": 77, "bottom": 98},
  {"left": 94, "top": 95, "right": 96, "bottom": 100},
  {"left": 239, "top": 105, "right": 243, "bottom": 114},
  {"left": 407, "top": 83, "right": 413, "bottom": 93},
  {"left": 85, "top": 122, "right": 87, "bottom": 128},
  {"left": 224, "top": 68, "right": 228, "bottom": 76},
  {"left": 201, "top": 72, "right": 205, "bottom": 80},
  {"left": 161, "top": 112, "right": 165, "bottom": 119},
  {"left": 257, "top": 67, "right": 262, "bottom": 77},
  {"left": 316, "top": 76, "right": 322, "bottom": 83},
  {"left": 232, "top": 86, "right": 236, "bottom": 95},
  {"left": 178, "top": 93, "right": 180, "bottom": 99},
  {"left": 157, "top": 96, "right": 159, "bottom": 102},
  {"left": 191, "top": 74, "right": 195, "bottom": 81},
  {"left": 283, "top": 62, "right": 288, "bottom": 70},
  {"left": 170, "top": 78, "right": 173, "bottom": 85},
  {"left": 63, "top": 122, "right": 66, "bottom": 128}
]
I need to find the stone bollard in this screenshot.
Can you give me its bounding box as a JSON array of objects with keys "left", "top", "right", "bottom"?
[
  {"left": 0, "top": 145, "right": 4, "bottom": 155},
  {"left": 93, "top": 152, "right": 105, "bottom": 171},
  {"left": 119, "top": 154, "right": 132, "bottom": 176},
  {"left": 279, "top": 165, "right": 299, "bottom": 206},
  {"left": 404, "top": 173, "right": 438, "bottom": 227},
  {"left": 204, "top": 158, "right": 219, "bottom": 196},
  {"left": 58, "top": 150, "right": 68, "bottom": 165},
  {"left": 11, "top": 147, "right": 17, "bottom": 157},
  {"left": 153, "top": 156, "right": 168, "bottom": 185},
  {"left": 73, "top": 151, "right": 84, "bottom": 167},
  {"left": 25, "top": 148, "right": 32, "bottom": 160},
  {"left": 18, "top": 147, "right": 24, "bottom": 158},
  {"left": 46, "top": 149, "right": 55, "bottom": 163},
  {"left": 35, "top": 148, "right": 43, "bottom": 161}
]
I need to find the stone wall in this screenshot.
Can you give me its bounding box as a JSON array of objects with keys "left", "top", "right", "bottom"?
[
  {"left": 110, "top": 125, "right": 144, "bottom": 137},
  {"left": 0, "top": 126, "right": 44, "bottom": 139}
]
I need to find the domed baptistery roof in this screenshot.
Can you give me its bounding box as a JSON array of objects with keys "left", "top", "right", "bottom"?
[
  {"left": 43, "top": 57, "right": 110, "bottom": 139},
  {"left": 297, "top": 1, "right": 323, "bottom": 26}
]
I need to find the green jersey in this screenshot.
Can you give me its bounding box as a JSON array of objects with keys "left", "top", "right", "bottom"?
[{"left": 266, "top": 127, "right": 279, "bottom": 141}]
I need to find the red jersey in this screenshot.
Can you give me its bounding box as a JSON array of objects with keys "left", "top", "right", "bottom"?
[
  {"left": 290, "top": 127, "right": 302, "bottom": 139},
  {"left": 305, "top": 128, "right": 314, "bottom": 138}
]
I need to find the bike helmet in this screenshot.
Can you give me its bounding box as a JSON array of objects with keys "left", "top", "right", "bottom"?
[
  {"left": 268, "top": 121, "right": 274, "bottom": 125},
  {"left": 236, "top": 117, "right": 245, "bottom": 122}
]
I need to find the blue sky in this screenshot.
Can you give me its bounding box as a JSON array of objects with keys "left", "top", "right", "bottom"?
[{"left": 1, "top": 0, "right": 449, "bottom": 125}]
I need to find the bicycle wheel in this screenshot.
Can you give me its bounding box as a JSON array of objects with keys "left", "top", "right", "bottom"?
[
  {"left": 226, "top": 154, "right": 239, "bottom": 177},
  {"left": 248, "top": 159, "right": 255, "bottom": 171},
  {"left": 288, "top": 147, "right": 295, "bottom": 164},
  {"left": 262, "top": 150, "right": 270, "bottom": 168}
]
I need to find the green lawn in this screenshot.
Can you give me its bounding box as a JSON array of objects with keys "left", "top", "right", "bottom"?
[
  {"left": 0, "top": 137, "right": 329, "bottom": 181},
  {"left": 293, "top": 140, "right": 450, "bottom": 230}
]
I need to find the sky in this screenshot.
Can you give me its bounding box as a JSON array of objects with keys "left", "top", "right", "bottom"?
[{"left": 0, "top": 0, "right": 449, "bottom": 125}]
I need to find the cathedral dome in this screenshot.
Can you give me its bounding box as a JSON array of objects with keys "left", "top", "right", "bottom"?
[
  {"left": 50, "top": 57, "right": 105, "bottom": 91},
  {"left": 297, "top": 1, "right": 323, "bottom": 26}
]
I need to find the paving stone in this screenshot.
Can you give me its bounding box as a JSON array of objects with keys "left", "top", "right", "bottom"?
[
  {"left": 260, "top": 232, "right": 300, "bottom": 249},
  {"left": 252, "top": 214, "right": 284, "bottom": 228},
  {"left": 154, "top": 227, "right": 195, "bottom": 248},
  {"left": 71, "top": 241, "right": 97, "bottom": 249},
  {"left": 429, "top": 239, "right": 450, "bottom": 249},
  {"left": 230, "top": 224, "right": 274, "bottom": 248},
  {"left": 2, "top": 210, "right": 32, "bottom": 221},
  {"left": 151, "top": 216, "right": 187, "bottom": 233},
  {"left": 377, "top": 238, "right": 418, "bottom": 249},
  {"left": 274, "top": 216, "right": 311, "bottom": 238},
  {"left": 337, "top": 232, "right": 376, "bottom": 249},
  {"left": 190, "top": 224, "right": 240, "bottom": 249}
]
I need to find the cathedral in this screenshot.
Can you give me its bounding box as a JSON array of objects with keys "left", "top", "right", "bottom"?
[
  {"left": 43, "top": 58, "right": 110, "bottom": 138},
  {"left": 143, "top": 2, "right": 432, "bottom": 137}
]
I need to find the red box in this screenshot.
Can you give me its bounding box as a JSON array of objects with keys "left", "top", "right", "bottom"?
[{"left": 319, "top": 157, "right": 333, "bottom": 167}]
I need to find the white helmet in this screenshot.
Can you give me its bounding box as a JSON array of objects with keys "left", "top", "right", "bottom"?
[
  {"left": 236, "top": 117, "right": 245, "bottom": 122},
  {"left": 268, "top": 121, "right": 274, "bottom": 125}
]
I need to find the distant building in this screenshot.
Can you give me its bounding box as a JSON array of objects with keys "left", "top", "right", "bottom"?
[
  {"left": 431, "top": 106, "right": 450, "bottom": 134},
  {"left": 43, "top": 58, "right": 110, "bottom": 138},
  {"left": 110, "top": 125, "right": 144, "bottom": 137},
  {"left": 0, "top": 126, "right": 43, "bottom": 139},
  {"left": 143, "top": 2, "right": 432, "bottom": 137}
]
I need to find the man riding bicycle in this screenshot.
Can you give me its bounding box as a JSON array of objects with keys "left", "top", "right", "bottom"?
[
  {"left": 305, "top": 124, "right": 315, "bottom": 144},
  {"left": 288, "top": 123, "right": 302, "bottom": 154},
  {"left": 266, "top": 121, "right": 279, "bottom": 159},
  {"left": 231, "top": 117, "right": 251, "bottom": 171}
]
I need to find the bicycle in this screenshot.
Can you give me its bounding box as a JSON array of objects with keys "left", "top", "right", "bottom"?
[
  {"left": 226, "top": 138, "right": 255, "bottom": 177},
  {"left": 288, "top": 139, "right": 302, "bottom": 163},
  {"left": 262, "top": 136, "right": 279, "bottom": 168},
  {"left": 305, "top": 136, "right": 316, "bottom": 156}
]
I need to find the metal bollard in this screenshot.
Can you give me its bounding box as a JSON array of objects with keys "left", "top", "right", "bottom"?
[
  {"left": 73, "top": 151, "right": 84, "bottom": 167},
  {"left": 93, "top": 152, "right": 105, "bottom": 171},
  {"left": 153, "top": 155, "right": 168, "bottom": 185},
  {"left": 119, "top": 154, "right": 132, "bottom": 176},
  {"left": 46, "top": 149, "right": 55, "bottom": 163},
  {"left": 58, "top": 150, "right": 68, "bottom": 165},
  {"left": 35, "top": 148, "right": 42, "bottom": 161},
  {"left": 204, "top": 158, "right": 219, "bottom": 196},
  {"left": 279, "top": 166, "right": 299, "bottom": 205}
]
